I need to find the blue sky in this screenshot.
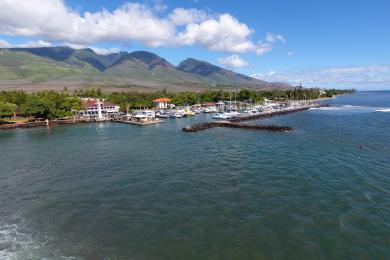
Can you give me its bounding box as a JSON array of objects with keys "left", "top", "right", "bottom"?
[{"left": 0, "top": 0, "right": 389, "bottom": 89}]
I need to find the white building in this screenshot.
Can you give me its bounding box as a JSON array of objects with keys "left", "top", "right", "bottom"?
[
  {"left": 79, "top": 98, "right": 120, "bottom": 118},
  {"left": 152, "top": 98, "right": 172, "bottom": 109}
]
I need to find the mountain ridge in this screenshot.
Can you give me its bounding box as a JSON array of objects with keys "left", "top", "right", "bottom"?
[{"left": 0, "top": 46, "right": 291, "bottom": 91}]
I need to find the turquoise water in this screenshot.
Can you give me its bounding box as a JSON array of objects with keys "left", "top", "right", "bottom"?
[{"left": 0, "top": 91, "right": 389, "bottom": 259}]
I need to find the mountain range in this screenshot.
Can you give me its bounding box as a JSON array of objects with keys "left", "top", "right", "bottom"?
[{"left": 0, "top": 46, "right": 290, "bottom": 91}]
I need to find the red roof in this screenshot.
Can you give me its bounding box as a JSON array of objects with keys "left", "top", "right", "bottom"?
[
  {"left": 82, "top": 99, "right": 117, "bottom": 108},
  {"left": 153, "top": 98, "right": 171, "bottom": 103},
  {"left": 202, "top": 102, "right": 216, "bottom": 107}
]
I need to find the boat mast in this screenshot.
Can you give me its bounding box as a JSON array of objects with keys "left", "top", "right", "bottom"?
[{"left": 229, "top": 91, "right": 232, "bottom": 112}]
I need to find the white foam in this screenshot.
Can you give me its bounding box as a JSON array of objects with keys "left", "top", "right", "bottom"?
[
  {"left": 0, "top": 223, "right": 37, "bottom": 260},
  {"left": 312, "top": 104, "right": 390, "bottom": 113},
  {"left": 0, "top": 220, "right": 80, "bottom": 260},
  {"left": 375, "top": 108, "right": 390, "bottom": 112}
]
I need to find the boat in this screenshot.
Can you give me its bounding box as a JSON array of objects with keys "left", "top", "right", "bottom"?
[
  {"left": 203, "top": 106, "right": 218, "bottom": 113},
  {"left": 212, "top": 113, "right": 231, "bottom": 119},
  {"left": 184, "top": 108, "right": 196, "bottom": 116},
  {"left": 212, "top": 111, "right": 240, "bottom": 119},
  {"left": 243, "top": 109, "right": 259, "bottom": 115},
  {"left": 156, "top": 112, "right": 171, "bottom": 118},
  {"left": 171, "top": 110, "right": 185, "bottom": 118},
  {"left": 132, "top": 110, "right": 157, "bottom": 122},
  {"left": 193, "top": 109, "right": 202, "bottom": 114}
]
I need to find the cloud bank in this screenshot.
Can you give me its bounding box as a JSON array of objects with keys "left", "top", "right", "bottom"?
[
  {"left": 0, "top": 0, "right": 284, "bottom": 56},
  {"left": 218, "top": 55, "right": 249, "bottom": 69},
  {"left": 252, "top": 65, "right": 390, "bottom": 89}
]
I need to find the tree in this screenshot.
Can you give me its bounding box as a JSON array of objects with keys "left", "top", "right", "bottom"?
[{"left": 0, "top": 102, "right": 17, "bottom": 117}]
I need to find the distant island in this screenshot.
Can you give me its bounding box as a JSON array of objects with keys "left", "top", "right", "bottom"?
[{"left": 0, "top": 46, "right": 290, "bottom": 92}]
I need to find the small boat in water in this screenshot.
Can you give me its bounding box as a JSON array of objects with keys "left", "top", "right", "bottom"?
[
  {"left": 243, "top": 109, "right": 260, "bottom": 115},
  {"left": 184, "top": 109, "right": 196, "bottom": 116},
  {"left": 212, "top": 111, "right": 241, "bottom": 119},
  {"left": 156, "top": 112, "right": 171, "bottom": 118},
  {"left": 171, "top": 110, "right": 185, "bottom": 118}
]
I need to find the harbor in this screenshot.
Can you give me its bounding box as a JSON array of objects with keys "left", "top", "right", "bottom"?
[{"left": 0, "top": 95, "right": 329, "bottom": 132}]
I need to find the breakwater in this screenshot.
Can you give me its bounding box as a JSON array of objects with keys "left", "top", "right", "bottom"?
[
  {"left": 183, "top": 105, "right": 324, "bottom": 133},
  {"left": 183, "top": 121, "right": 293, "bottom": 132}
]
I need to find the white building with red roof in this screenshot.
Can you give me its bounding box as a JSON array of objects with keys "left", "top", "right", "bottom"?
[
  {"left": 152, "top": 98, "right": 172, "bottom": 109},
  {"left": 80, "top": 98, "right": 120, "bottom": 118}
]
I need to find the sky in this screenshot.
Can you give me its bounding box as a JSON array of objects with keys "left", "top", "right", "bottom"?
[{"left": 0, "top": 0, "right": 389, "bottom": 89}]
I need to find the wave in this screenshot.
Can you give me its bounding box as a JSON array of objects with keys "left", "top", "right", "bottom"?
[
  {"left": 0, "top": 222, "right": 39, "bottom": 260},
  {"left": 311, "top": 105, "right": 390, "bottom": 112},
  {"left": 0, "top": 219, "right": 78, "bottom": 260},
  {"left": 375, "top": 108, "right": 390, "bottom": 112}
]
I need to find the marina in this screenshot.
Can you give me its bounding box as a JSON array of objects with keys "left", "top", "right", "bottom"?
[
  {"left": 0, "top": 102, "right": 324, "bottom": 131},
  {"left": 1, "top": 93, "right": 329, "bottom": 132}
]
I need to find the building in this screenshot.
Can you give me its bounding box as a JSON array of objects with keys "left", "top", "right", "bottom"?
[
  {"left": 215, "top": 101, "right": 225, "bottom": 111},
  {"left": 79, "top": 98, "right": 120, "bottom": 118},
  {"left": 152, "top": 98, "right": 172, "bottom": 109},
  {"left": 201, "top": 102, "right": 218, "bottom": 113}
]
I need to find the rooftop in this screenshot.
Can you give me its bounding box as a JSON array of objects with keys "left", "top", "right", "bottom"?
[{"left": 153, "top": 98, "right": 172, "bottom": 103}]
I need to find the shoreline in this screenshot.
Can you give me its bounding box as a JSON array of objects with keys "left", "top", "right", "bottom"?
[{"left": 0, "top": 94, "right": 343, "bottom": 132}]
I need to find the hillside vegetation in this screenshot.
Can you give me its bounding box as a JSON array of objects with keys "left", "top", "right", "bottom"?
[{"left": 0, "top": 47, "right": 290, "bottom": 91}]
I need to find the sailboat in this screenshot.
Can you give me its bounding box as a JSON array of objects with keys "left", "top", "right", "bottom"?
[{"left": 212, "top": 90, "right": 241, "bottom": 119}]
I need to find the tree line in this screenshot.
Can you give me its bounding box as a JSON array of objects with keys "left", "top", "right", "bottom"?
[{"left": 0, "top": 91, "right": 82, "bottom": 120}]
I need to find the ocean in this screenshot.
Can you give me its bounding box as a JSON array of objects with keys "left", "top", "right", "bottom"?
[{"left": 0, "top": 91, "right": 389, "bottom": 259}]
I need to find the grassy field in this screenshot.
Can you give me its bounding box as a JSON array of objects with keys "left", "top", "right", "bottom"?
[{"left": 0, "top": 117, "right": 31, "bottom": 124}]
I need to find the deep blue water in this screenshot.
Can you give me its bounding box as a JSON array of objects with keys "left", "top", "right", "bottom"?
[{"left": 0, "top": 91, "right": 389, "bottom": 259}]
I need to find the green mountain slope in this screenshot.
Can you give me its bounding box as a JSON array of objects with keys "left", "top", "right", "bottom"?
[
  {"left": 0, "top": 47, "right": 289, "bottom": 90},
  {"left": 177, "top": 58, "right": 266, "bottom": 85},
  {"left": 0, "top": 49, "right": 99, "bottom": 83}
]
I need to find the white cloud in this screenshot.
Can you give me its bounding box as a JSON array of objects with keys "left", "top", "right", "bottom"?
[
  {"left": 287, "top": 51, "right": 294, "bottom": 56},
  {"left": 64, "top": 43, "right": 120, "bottom": 55},
  {"left": 0, "top": 39, "right": 118, "bottom": 55},
  {"left": 175, "top": 14, "right": 257, "bottom": 53},
  {"left": 252, "top": 65, "right": 390, "bottom": 88},
  {"left": 218, "top": 55, "right": 249, "bottom": 69},
  {"left": 0, "top": 39, "right": 11, "bottom": 48},
  {"left": 90, "top": 47, "right": 120, "bottom": 55},
  {"left": 18, "top": 40, "right": 52, "bottom": 48},
  {"left": 0, "top": 0, "right": 284, "bottom": 55},
  {"left": 150, "top": 0, "right": 167, "bottom": 12},
  {"left": 266, "top": 32, "right": 285, "bottom": 43},
  {"left": 169, "top": 8, "right": 209, "bottom": 25},
  {"left": 0, "top": 39, "right": 52, "bottom": 48},
  {"left": 255, "top": 33, "right": 285, "bottom": 56},
  {"left": 0, "top": 1, "right": 175, "bottom": 47}
]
